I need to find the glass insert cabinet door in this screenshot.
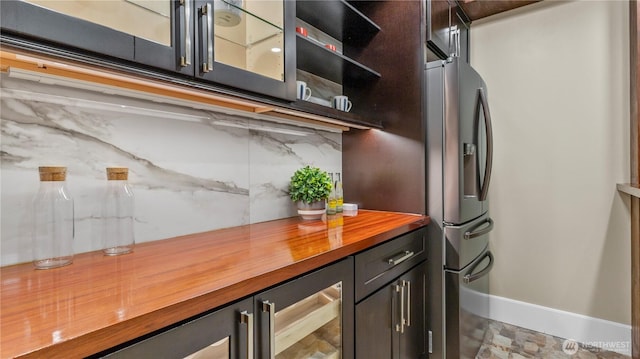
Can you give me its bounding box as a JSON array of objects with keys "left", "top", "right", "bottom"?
[
  {"left": 209, "top": 0, "right": 284, "bottom": 81},
  {"left": 268, "top": 283, "right": 343, "bottom": 358},
  {"left": 195, "top": 0, "right": 296, "bottom": 100},
  {"left": 1, "top": 0, "right": 194, "bottom": 75},
  {"left": 1, "top": 0, "right": 295, "bottom": 100},
  {"left": 22, "top": 0, "right": 173, "bottom": 47},
  {"left": 101, "top": 297, "right": 254, "bottom": 359},
  {"left": 25, "top": 0, "right": 287, "bottom": 81},
  {"left": 256, "top": 258, "right": 355, "bottom": 359}
]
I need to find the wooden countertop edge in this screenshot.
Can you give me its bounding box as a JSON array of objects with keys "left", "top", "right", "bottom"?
[{"left": 13, "top": 215, "right": 429, "bottom": 359}]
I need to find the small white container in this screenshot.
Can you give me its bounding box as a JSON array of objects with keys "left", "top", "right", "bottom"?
[{"left": 342, "top": 203, "right": 358, "bottom": 216}]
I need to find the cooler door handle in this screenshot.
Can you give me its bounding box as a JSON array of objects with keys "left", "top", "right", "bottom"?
[
  {"left": 262, "top": 301, "right": 275, "bottom": 359},
  {"left": 239, "top": 311, "right": 253, "bottom": 359}
]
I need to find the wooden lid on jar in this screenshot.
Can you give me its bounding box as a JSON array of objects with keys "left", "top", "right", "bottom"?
[
  {"left": 38, "top": 166, "right": 67, "bottom": 181},
  {"left": 106, "top": 167, "right": 128, "bottom": 181}
]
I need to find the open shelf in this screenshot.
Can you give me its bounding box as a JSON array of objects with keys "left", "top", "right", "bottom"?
[
  {"left": 296, "top": 34, "right": 380, "bottom": 85},
  {"left": 296, "top": 0, "right": 380, "bottom": 45},
  {"left": 287, "top": 99, "right": 382, "bottom": 129}
]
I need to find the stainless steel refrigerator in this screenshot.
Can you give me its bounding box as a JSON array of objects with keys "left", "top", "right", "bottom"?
[{"left": 426, "top": 57, "right": 495, "bottom": 359}]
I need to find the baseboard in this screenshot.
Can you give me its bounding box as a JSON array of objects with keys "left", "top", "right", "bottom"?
[{"left": 488, "top": 295, "right": 632, "bottom": 356}]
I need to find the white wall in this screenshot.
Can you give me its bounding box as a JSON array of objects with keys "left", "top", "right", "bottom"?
[
  {"left": 0, "top": 75, "right": 342, "bottom": 266},
  {"left": 471, "top": 0, "right": 631, "bottom": 327}
]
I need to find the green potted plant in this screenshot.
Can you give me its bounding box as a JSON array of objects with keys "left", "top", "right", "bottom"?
[{"left": 289, "top": 165, "right": 332, "bottom": 219}]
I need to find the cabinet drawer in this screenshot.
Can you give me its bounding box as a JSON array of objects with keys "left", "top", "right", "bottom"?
[{"left": 354, "top": 227, "right": 427, "bottom": 302}]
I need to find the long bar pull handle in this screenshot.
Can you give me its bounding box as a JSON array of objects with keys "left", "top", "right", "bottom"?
[
  {"left": 464, "top": 218, "right": 494, "bottom": 240},
  {"left": 394, "top": 284, "right": 404, "bottom": 333},
  {"left": 200, "top": 3, "right": 213, "bottom": 73},
  {"left": 478, "top": 88, "right": 493, "bottom": 201},
  {"left": 180, "top": 0, "right": 192, "bottom": 67},
  {"left": 387, "top": 250, "right": 414, "bottom": 266},
  {"left": 262, "top": 301, "right": 275, "bottom": 359},
  {"left": 404, "top": 280, "right": 411, "bottom": 327},
  {"left": 240, "top": 311, "right": 253, "bottom": 359}
]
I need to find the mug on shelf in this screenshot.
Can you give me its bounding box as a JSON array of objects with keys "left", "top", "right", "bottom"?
[
  {"left": 296, "top": 81, "right": 312, "bottom": 101},
  {"left": 332, "top": 95, "right": 352, "bottom": 112}
]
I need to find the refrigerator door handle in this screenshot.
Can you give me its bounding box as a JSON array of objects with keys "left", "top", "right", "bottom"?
[
  {"left": 478, "top": 88, "right": 494, "bottom": 201},
  {"left": 464, "top": 218, "right": 494, "bottom": 240},
  {"left": 463, "top": 251, "right": 494, "bottom": 284}
]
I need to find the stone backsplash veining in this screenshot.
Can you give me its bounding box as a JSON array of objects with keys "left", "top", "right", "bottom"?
[{"left": 0, "top": 75, "right": 342, "bottom": 266}]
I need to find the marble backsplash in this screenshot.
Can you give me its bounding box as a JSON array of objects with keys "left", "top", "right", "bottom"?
[{"left": 0, "top": 75, "right": 342, "bottom": 266}]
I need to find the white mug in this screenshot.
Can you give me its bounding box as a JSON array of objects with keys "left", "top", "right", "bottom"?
[
  {"left": 332, "top": 95, "right": 352, "bottom": 112},
  {"left": 296, "top": 81, "right": 312, "bottom": 101}
]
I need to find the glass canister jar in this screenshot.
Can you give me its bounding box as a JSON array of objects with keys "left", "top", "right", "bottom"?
[
  {"left": 32, "top": 166, "right": 74, "bottom": 269},
  {"left": 101, "top": 167, "right": 135, "bottom": 255}
]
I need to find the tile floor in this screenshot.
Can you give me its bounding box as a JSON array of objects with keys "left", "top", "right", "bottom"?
[{"left": 476, "top": 320, "right": 631, "bottom": 359}]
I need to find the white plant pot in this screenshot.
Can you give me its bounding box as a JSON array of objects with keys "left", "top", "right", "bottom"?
[{"left": 296, "top": 201, "right": 325, "bottom": 220}]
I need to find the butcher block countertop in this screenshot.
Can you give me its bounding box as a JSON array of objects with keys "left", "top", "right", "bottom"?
[{"left": 0, "top": 210, "right": 429, "bottom": 358}]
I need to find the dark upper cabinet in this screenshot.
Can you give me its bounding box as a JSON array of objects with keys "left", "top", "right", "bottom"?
[
  {"left": 426, "top": 0, "right": 451, "bottom": 60},
  {"left": 0, "top": 0, "right": 296, "bottom": 100},
  {"left": 0, "top": 0, "right": 194, "bottom": 76},
  {"left": 292, "top": 0, "right": 383, "bottom": 127},
  {"left": 450, "top": 1, "right": 470, "bottom": 63},
  {"left": 295, "top": 0, "right": 381, "bottom": 86},
  {"left": 194, "top": 0, "right": 296, "bottom": 100},
  {"left": 426, "top": 0, "right": 470, "bottom": 61}
]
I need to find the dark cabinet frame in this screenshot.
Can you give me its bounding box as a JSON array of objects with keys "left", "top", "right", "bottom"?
[
  {"left": 354, "top": 227, "right": 428, "bottom": 359},
  {"left": 355, "top": 263, "right": 427, "bottom": 359},
  {"left": 0, "top": 0, "right": 194, "bottom": 76},
  {"left": 426, "top": 0, "right": 470, "bottom": 62},
  {"left": 194, "top": 0, "right": 296, "bottom": 101},
  {"left": 98, "top": 297, "right": 254, "bottom": 359},
  {"left": 255, "top": 257, "right": 354, "bottom": 359},
  {"left": 94, "top": 258, "right": 354, "bottom": 358},
  {"left": 0, "top": 0, "right": 296, "bottom": 100}
]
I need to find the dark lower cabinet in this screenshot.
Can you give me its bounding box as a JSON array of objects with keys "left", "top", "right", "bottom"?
[
  {"left": 255, "top": 257, "right": 354, "bottom": 359},
  {"left": 100, "top": 297, "right": 254, "bottom": 358},
  {"left": 355, "top": 263, "right": 427, "bottom": 359},
  {"left": 91, "top": 230, "right": 432, "bottom": 359},
  {"left": 353, "top": 227, "right": 428, "bottom": 359},
  {"left": 95, "top": 258, "right": 353, "bottom": 359}
]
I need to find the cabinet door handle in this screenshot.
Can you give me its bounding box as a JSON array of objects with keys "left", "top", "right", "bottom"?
[
  {"left": 404, "top": 280, "right": 411, "bottom": 327},
  {"left": 262, "top": 300, "right": 276, "bottom": 359},
  {"left": 200, "top": 3, "right": 213, "bottom": 72},
  {"left": 387, "top": 250, "right": 414, "bottom": 266},
  {"left": 394, "top": 283, "right": 405, "bottom": 333},
  {"left": 180, "top": 0, "right": 192, "bottom": 67},
  {"left": 240, "top": 311, "right": 253, "bottom": 359},
  {"left": 455, "top": 25, "right": 461, "bottom": 57}
]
